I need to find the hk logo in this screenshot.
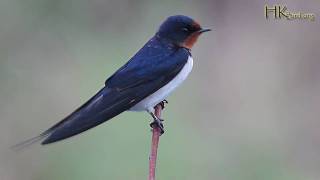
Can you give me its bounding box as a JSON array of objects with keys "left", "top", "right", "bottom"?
[{"left": 265, "top": 5, "right": 289, "bottom": 19}]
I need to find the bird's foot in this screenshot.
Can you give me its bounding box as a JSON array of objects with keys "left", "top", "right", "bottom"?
[
  {"left": 150, "top": 118, "right": 165, "bottom": 135},
  {"left": 159, "top": 99, "right": 168, "bottom": 109}
]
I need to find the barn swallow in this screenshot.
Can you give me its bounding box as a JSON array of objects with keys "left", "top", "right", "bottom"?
[{"left": 14, "top": 15, "right": 210, "bottom": 147}]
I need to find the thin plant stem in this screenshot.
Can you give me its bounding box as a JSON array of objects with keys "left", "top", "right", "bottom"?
[{"left": 148, "top": 104, "right": 163, "bottom": 180}]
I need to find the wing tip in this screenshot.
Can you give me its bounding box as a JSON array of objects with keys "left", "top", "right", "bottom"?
[{"left": 41, "top": 135, "right": 57, "bottom": 145}]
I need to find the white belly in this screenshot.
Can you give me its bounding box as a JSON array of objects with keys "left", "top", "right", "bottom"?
[{"left": 130, "top": 56, "right": 193, "bottom": 112}]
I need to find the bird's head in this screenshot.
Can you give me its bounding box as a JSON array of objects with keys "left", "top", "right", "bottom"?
[{"left": 156, "top": 15, "right": 211, "bottom": 49}]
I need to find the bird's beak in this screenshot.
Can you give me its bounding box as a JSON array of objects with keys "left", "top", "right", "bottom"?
[{"left": 198, "top": 28, "right": 211, "bottom": 33}]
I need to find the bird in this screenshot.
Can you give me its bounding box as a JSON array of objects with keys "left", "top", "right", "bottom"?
[{"left": 13, "top": 15, "right": 210, "bottom": 148}]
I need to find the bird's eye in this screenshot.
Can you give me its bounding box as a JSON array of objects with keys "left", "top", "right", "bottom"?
[{"left": 182, "top": 28, "right": 189, "bottom": 32}]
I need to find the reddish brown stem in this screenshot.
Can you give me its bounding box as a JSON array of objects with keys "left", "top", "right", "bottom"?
[{"left": 148, "top": 104, "right": 163, "bottom": 180}]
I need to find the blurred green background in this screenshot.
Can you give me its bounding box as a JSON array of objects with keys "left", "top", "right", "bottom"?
[{"left": 1, "top": 0, "right": 320, "bottom": 179}]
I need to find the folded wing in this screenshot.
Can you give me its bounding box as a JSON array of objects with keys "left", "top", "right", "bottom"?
[{"left": 40, "top": 39, "right": 190, "bottom": 144}]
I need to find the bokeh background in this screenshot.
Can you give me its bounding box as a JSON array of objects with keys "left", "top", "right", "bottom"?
[{"left": 1, "top": 0, "right": 320, "bottom": 179}]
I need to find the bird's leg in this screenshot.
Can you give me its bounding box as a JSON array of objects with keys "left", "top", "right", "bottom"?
[
  {"left": 147, "top": 100, "right": 168, "bottom": 134},
  {"left": 148, "top": 111, "right": 165, "bottom": 135}
]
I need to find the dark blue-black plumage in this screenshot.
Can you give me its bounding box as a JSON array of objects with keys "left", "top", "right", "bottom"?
[
  {"left": 13, "top": 15, "right": 209, "bottom": 147},
  {"left": 42, "top": 36, "right": 190, "bottom": 144}
]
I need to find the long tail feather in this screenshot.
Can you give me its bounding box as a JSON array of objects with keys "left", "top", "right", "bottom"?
[{"left": 11, "top": 130, "right": 52, "bottom": 151}]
